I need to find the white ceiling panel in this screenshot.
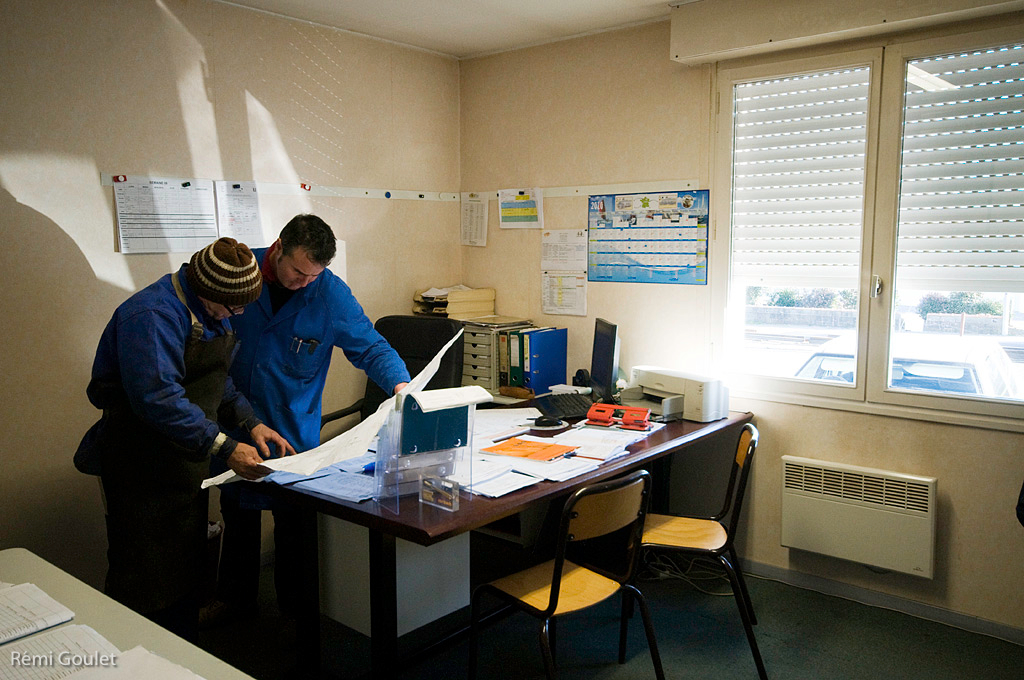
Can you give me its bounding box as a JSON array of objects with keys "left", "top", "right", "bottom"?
[{"left": 219, "top": 0, "right": 677, "bottom": 58}]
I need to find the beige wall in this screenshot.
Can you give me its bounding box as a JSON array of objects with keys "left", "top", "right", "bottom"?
[
  {"left": 0, "top": 0, "right": 460, "bottom": 586},
  {"left": 2, "top": 0, "right": 1022, "bottom": 639},
  {"left": 459, "top": 19, "right": 1024, "bottom": 634}
]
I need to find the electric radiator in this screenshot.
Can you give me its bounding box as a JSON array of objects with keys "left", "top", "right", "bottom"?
[{"left": 781, "top": 456, "right": 936, "bottom": 578}]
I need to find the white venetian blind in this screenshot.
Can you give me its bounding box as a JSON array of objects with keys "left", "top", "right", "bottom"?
[
  {"left": 896, "top": 43, "right": 1024, "bottom": 293},
  {"left": 730, "top": 66, "right": 871, "bottom": 289}
]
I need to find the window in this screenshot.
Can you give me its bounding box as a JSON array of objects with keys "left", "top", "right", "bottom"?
[
  {"left": 715, "top": 27, "right": 1024, "bottom": 426},
  {"left": 728, "top": 64, "right": 871, "bottom": 386}
]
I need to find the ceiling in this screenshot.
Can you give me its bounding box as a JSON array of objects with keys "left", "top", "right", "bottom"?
[{"left": 221, "top": 0, "right": 678, "bottom": 59}]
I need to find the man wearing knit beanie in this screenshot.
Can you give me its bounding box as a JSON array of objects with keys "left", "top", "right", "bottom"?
[
  {"left": 74, "top": 237, "right": 295, "bottom": 642},
  {"left": 186, "top": 237, "right": 264, "bottom": 312}
]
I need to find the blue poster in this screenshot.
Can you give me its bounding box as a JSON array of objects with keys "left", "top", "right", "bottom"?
[{"left": 588, "top": 190, "right": 709, "bottom": 285}]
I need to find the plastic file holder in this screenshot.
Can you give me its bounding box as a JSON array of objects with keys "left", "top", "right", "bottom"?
[{"left": 374, "top": 386, "right": 491, "bottom": 514}]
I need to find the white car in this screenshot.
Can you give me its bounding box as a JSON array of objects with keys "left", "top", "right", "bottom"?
[{"left": 794, "top": 334, "right": 1022, "bottom": 399}]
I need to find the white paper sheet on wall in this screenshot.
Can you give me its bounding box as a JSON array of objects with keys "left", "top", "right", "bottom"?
[
  {"left": 498, "top": 188, "right": 543, "bottom": 229},
  {"left": 113, "top": 176, "right": 217, "bottom": 254},
  {"left": 214, "top": 180, "right": 265, "bottom": 246},
  {"left": 541, "top": 229, "right": 587, "bottom": 316},
  {"left": 460, "top": 192, "right": 488, "bottom": 246}
]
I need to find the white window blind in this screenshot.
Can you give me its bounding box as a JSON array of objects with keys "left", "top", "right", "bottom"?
[
  {"left": 896, "top": 44, "right": 1024, "bottom": 293},
  {"left": 731, "top": 67, "right": 871, "bottom": 289}
]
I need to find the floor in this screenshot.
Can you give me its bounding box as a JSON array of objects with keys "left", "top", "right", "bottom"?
[{"left": 196, "top": 538, "right": 1024, "bottom": 680}]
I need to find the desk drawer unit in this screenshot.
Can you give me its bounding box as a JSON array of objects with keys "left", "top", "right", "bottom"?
[{"left": 462, "top": 330, "right": 497, "bottom": 393}]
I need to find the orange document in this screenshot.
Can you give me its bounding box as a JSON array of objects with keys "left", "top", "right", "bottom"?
[{"left": 480, "top": 437, "right": 577, "bottom": 462}]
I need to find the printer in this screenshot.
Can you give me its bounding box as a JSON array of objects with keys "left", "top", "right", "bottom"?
[{"left": 619, "top": 366, "right": 729, "bottom": 423}]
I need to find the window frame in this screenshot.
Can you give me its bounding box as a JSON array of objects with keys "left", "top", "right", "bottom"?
[{"left": 710, "top": 27, "right": 1024, "bottom": 432}]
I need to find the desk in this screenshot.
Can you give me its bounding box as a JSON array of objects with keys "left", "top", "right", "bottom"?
[
  {"left": 0, "top": 548, "right": 254, "bottom": 680},
  {"left": 258, "top": 411, "right": 752, "bottom": 678}
]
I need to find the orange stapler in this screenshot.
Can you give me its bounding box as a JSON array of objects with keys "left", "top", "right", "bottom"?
[
  {"left": 619, "top": 406, "right": 652, "bottom": 431},
  {"left": 585, "top": 403, "right": 618, "bottom": 427}
]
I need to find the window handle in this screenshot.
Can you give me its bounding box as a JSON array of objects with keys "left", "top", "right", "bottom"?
[{"left": 870, "top": 275, "right": 883, "bottom": 299}]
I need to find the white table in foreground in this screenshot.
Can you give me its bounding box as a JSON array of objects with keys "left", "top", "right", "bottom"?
[{"left": 0, "top": 547, "right": 254, "bottom": 680}]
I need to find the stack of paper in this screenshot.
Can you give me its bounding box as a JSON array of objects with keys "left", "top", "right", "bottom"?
[
  {"left": 413, "top": 285, "right": 496, "bottom": 320},
  {"left": 480, "top": 437, "right": 576, "bottom": 462},
  {"left": 0, "top": 583, "right": 74, "bottom": 644},
  {"left": 477, "top": 449, "right": 601, "bottom": 483},
  {"left": 449, "top": 456, "right": 538, "bottom": 498},
  {"left": 1, "top": 625, "right": 119, "bottom": 680},
  {"left": 548, "top": 425, "right": 658, "bottom": 462}
]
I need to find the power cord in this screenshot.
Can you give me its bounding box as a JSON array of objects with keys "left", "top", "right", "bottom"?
[{"left": 639, "top": 551, "right": 733, "bottom": 597}]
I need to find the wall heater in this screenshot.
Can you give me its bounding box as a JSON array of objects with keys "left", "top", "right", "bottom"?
[{"left": 781, "top": 456, "right": 936, "bottom": 578}]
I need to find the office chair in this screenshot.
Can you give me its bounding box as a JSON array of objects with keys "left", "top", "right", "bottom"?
[
  {"left": 320, "top": 314, "right": 464, "bottom": 428},
  {"left": 641, "top": 422, "right": 767, "bottom": 679},
  {"left": 469, "top": 469, "right": 665, "bottom": 680}
]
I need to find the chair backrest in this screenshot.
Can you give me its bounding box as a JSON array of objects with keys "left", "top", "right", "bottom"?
[
  {"left": 544, "top": 469, "right": 651, "bottom": 614},
  {"left": 359, "top": 315, "right": 465, "bottom": 420},
  {"left": 718, "top": 423, "right": 760, "bottom": 542}
]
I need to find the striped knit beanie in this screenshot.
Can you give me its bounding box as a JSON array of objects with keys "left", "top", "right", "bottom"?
[{"left": 186, "top": 237, "right": 263, "bottom": 306}]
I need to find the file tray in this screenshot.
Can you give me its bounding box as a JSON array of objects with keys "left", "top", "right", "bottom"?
[{"left": 375, "top": 385, "right": 492, "bottom": 514}]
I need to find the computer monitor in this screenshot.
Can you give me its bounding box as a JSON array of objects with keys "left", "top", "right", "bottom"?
[{"left": 590, "top": 318, "right": 620, "bottom": 402}]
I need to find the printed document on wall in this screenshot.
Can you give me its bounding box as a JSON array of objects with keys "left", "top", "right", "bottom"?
[
  {"left": 460, "top": 192, "right": 488, "bottom": 246},
  {"left": 113, "top": 176, "right": 217, "bottom": 253},
  {"left": 215, "top": 180, "right": 266, "bottom": 246},
  {"left": 541, "top": 229, "right": 587, "bottom": 316},
  {"left": 498, "top": 188, "right": 543, "bottom": 229}
]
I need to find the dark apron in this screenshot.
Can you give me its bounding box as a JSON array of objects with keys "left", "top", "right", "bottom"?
[{"left": 99, "top": 273, "right": 236, "bottom": 614}]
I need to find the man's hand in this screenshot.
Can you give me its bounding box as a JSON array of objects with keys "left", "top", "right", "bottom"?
[
  {"left": 250, "top": 423, "right": 297, "bottom": 459},
  {"left": 393, "top": 382, "right": 409, "bottom": 394},
  {"left": 225, "top": 443, "right": 273, "bottom": 480}
]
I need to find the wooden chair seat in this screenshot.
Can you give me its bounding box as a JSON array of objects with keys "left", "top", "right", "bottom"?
[
  {"left": 641, "top": 423, "right": 767, "bottom": 679},
  {"left": 470, "top": 470, "right": 664, "bottom": 680},
  {"left": 489, "top": 559, "right": 621, "bottom": 616},
  {"left": 643, "top": 514, "right": 727, "bottom": 552}
]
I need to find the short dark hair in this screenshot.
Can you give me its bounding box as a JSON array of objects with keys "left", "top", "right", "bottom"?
[{"left": 279, "top": 214, "right": 337, "bottom": 266}]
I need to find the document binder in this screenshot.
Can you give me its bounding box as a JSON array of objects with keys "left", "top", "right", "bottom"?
[{"left": 522, "top": 327, "right": 567, "bottom": 396}]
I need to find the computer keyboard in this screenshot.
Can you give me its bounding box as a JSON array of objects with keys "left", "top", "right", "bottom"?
[{"left": 534, "top": 392, "right": 595, "bottom": 420}]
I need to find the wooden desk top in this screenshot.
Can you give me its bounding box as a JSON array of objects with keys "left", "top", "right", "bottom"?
[{"left": 256, "top": 411, "right": 752, "bottom": 546}]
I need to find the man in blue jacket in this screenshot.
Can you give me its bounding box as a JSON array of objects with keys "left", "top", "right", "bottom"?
[
  {"left": 75, "top": 237, "right": 294, "bottom": 641},
  {"left": 212, "top": 214, "right": 410, "bottom": 620}
]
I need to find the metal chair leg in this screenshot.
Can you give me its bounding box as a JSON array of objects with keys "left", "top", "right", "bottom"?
[
  {"left": 539, "top": 618, "right": 556, "bottom": 679},
  {"left": 618, "top": 590, "right": 630, "bottom": 664},
  {"left": 721, "top": 559, "right": 768, "bottom": 680},
  {"left": 624, "top": 585, "right": 665, "bottom": 680},
  {"left": 727, "top": 547, "right": 758, "bottom": 625}
]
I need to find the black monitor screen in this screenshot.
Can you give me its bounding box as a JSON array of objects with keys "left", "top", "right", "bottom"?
[{"left": 590, "top": 318, "right": 620, "bottom": 402}]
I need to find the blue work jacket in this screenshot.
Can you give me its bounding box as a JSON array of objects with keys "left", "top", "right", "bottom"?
[
  {"left": 228, "top": 248, "right": 410, "bottom": 453},
  {"left": 82, "top": 264, "right": 254, "bottom": 460}
]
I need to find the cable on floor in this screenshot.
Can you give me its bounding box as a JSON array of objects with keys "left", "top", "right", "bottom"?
[{"left": 639, "top": 551, "right": 733, "bottom": 597}]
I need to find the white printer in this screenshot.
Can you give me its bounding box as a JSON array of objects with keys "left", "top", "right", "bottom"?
[{"left": 619, "top": 366, "right": 729, "bottom": 423}]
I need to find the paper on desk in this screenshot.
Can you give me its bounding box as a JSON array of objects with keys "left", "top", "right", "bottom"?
[
  {"left": 287, "top": 469, "right": 377, "bottom": 502},
  {"left": 473, "top": 407, "right": 541, "bottom": 443},
  {"left": 467, "top": 470, "right": 540, "bottom": 497},
  {"left": 201, "top": 330, "right": 465, "bottom": 489},
  {"left": 67, "top": 645, "right": 206, "bottom": 680},
  {"left": 549, "top": 426, "right": 649, "bottom": 461},
  {"left": 477, "top": 451, "right": 599, "bottom": 482},
  {"left": 0, "top": 582, "right": 75, "bottom": 645},
  {"left": 449, "top": 455, "right": 540, "bottom": 498},
  {"left": 1, "top": 625, "right": 119, "bottom": 680}
]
